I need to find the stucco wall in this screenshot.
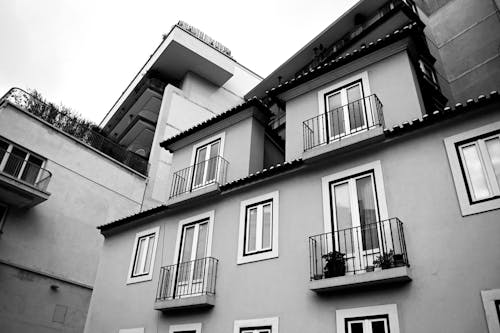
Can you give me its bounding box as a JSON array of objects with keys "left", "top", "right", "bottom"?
[
  {"left": 168, "top": 116, "right": 257, "bottom": 188},
  {"left": 85, "top": 106, "right": 500, "bottom": 333},
  {"left": 285, "top": 50, "right": 425, "bottom": 160}
]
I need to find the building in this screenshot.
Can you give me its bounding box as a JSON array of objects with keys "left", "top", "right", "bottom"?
[
  {"left": 84, "top": 1, "right": 500, "bottom": 333},
  {"left": 415, "top": 0, "right": 500, "bottom": 103},
  {"left": 0, "top": 21, "right": 260, "bottom": 333}
]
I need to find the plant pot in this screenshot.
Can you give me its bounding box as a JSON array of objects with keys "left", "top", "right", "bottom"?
[
  {"left": 366, "top": 265, "right": 375, "bottom": 272},
  {"left": 393, "top": 254, "right": 405, "bottom": 267},
  {"left": 313, "top": 274, "right": 323, "bottom": 280},
  {"left": 324, "top": 259, "right": 346, "bottom": 278}
]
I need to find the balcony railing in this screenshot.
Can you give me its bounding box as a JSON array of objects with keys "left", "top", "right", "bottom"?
[
  {"left": 169, "top": 155, "right": 229, "bottom": 199},
  {"left": 303, "top": 94, "right": 383, "bottom": 151},
  {"left": 295, "top": 0, "right": 418, "bottom": 77},
  {"left": 156, "top": 257, "right": 218, "bottom": 301},
  {"left": 309, "top": 218, "right": 409, "bottom": 281},
  {"left": 0, "top": 149, "right": 52, "bottom": 191},
  {"left": 1, "top": 88, "right": 148, "bottom": 175}
]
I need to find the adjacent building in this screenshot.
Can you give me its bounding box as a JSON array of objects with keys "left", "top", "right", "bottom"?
[
  {"left": 84, "top": 1, "right": 500, "bottom": 333},
  {"left": 0, "top": 21, "right": 260, "bottom": 333}
]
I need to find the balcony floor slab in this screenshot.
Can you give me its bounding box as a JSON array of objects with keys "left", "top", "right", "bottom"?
[
  {"left": 309, "top": 266, "right": 411, "bottom": 293},
  {"left": 154, "top": 294, "right": 215, "bottom": 312}
]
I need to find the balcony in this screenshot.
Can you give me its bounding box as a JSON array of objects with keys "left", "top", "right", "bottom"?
[
  {"left": 0, "top": 149, "right": 51, "bottom": 207},
  {"left": 302, "top": 94, "right": 384, "bottom": 159},
  {"left": 154, "top": 257, "right": 218, "bottom": 311},
  {"left": 308, "top": 218, "right": 411, "bottom": 293},
  {"left": 1, "top": 88, "right": 149, "bottom": 175},
  {"left": 169, "top": 155, "right": 229, "bottom": 200}
]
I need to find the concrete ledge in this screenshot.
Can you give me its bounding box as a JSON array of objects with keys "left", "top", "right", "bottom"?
[
  {"left": 303, "top": 126, "right": 385, "bottom": 162},
  {"left": 167, "top": 183, "right": 220, "bottom": 206},
  {"left": 309, "top": 266, "right": 411, "bottom": 293},
  {"left": 154, "top": 294, "right": 215, "bottom": 311},
  {"left": 0, "top": 173, "right": 50, "bottom": 208}
]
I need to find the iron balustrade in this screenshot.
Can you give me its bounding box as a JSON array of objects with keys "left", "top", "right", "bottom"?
[
  {"left": 156, "top": 257, "right": 218, "bottom": 301},
  {"left": 303, "top": 94, "right": 383, "bottom": 151},
  {"left": 0, "top": 149, "right": 52, "bottom": 191},
  {"left": 309, "top": 218, "right": 408, "bottom": 280},
  {"left": 0, "top": 88, "right": 148, "bottom": 175},
  {"left": 169, "top": 155, "right": 229, "bottom": 199},
  {"left": 295, "top": 0, "right": 418, "bottom": 77}
]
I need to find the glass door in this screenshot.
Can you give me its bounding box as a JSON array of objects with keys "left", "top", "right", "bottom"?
[
  {"left": 330, "top": 173, "right": 381, "bottom": 272},
  {"left": 325, "top": 82, "right": 369, "bottom": 141},
  {"left": 176, "top": 220, "right": 209, "bottom": 297},
  {"left": 192, "top": 140, "right": 220, "bottom": 189}
]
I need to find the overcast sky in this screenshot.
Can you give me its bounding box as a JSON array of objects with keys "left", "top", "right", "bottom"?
[{"left": 0, "top": 0, "right": 358, "bottom": 124}]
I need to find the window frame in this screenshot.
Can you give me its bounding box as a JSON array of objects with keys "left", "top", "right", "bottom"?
[
  {"left": 322, "top": 161, "right": 389, "bottom": 234},
  {"left": 444, "top": 121, "right": 500, "bottom": 216},
  {"left": 126, "top": 226, "right": 160, "bottom": 285},
  {"left": 189, "top": 132, "right": 226, "bottom": 190},
  {"left": 169, "top": 323, "right": 202, "bottom": 333},
  {"left": 243, "top": 199, "right": 273, "bottom": 256},
  {"left": 336, "top": 304, "right": 400, "bottom": 333},
  {"left": 481, "top": 289, "right": 500, "bottom": 333},
  {"left": 0, "top": 137, "right": 47, "bottom": 186},
  {"left": 237, "top": 191, "right": 279, "bottom": 265},
  {"left": 233, "top": 317, "right": 279, "bottom": 333},
  {"left": 173, "top": 211, "right": 215, "bottom": 265}
]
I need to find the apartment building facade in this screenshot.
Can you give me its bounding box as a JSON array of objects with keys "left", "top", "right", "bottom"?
[
  {"left": 85, "top": 1, "right": 500, "bottom": 332},
  {"left": 0, "top": 22, "right": 260, "bottom": 333}
]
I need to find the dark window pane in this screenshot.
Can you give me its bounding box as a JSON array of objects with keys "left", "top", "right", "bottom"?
[
  {"left": 371, "top": 320, "right": 387, "bottom": 333},
  {"left": 349, "top": 322, "right": 364, "bottom": 333}
]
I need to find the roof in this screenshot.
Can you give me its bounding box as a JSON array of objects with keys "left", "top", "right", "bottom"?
[
  {"left": 384, "top": 90, "right": 499, "bottom": 138},
  {"left": 159, "top": 97, "right": 272, "bottom": 151},
  {"left": 97, "top": 91, "right": 500, "bottom": 234},
  {"left": 266, "top": 22, "right": 420, "bottom": 97},
  {"left": 97, "top": 205, "right": 169, "bottom": 233}
]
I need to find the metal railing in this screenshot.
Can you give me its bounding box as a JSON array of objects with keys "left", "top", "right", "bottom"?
[
  {"left": 295, "top": 0, "right": 418, "bottom": 77},
  {"left": 303, "top": 94, "right": 383, "bottom": 151},
  {"left": 1, "top": 88, "right": 148, "bottom": 175},
  {"left": 156, "top": 257, "right": 218, "bottom": 301},
  {"left": 169, "top": 155, "right": 229, "bottom": 199},
  {"left": 309, "top": 218, "right": 408, "bottom": 280},
  {"left": 0, "top": 149, "right": 52, "bottom": 191}
]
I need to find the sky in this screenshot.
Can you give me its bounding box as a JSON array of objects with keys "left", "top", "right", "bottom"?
[{"left": 0, "top": 0, "right": 358, "bottom": 124}]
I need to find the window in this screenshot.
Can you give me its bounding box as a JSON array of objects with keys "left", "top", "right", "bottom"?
[
  {"left": 317, "top": 72, "right": 374, "bottom": 143},
  {"left": 169, "top": 323, "right": 202, "bottom": 333},
  {"left": 127, "top": 227, "right": 160, "bottom": 284},
  {"left": 444, "top": 122, "right": 500, "bottom": 215},
  {"left": 244, "top": 200, "right": 273, "bottom": 255},
  {"left": 346, "top": 316, "right": 389, "bottom": 333},
  {"left": 171, "top": 211, "right": 215, "bottom": 297},
  {"left": 233, "top": 317, "right": 279, "bottom": 333},
  {"left": 481, "top": 289, "right": 500, "bottom": 333},
  {"left": 237, "top": 191, "right": 279, "bottom": 264},
  {"left": 190, "top": 133, "right": 225, "bottom": 190},
  {"left": 457, "top": 133, "right": 500, "bottom": 202},
  {"left": 0, "top": 137, "right": 46, "bottom": 187},
  {"left": 419, "top": 59, "right": 439, "bottom": 87},
  {"left": 336, "top": 304, "right": 400, "bottom": 333},
  {"left": 0, "top": 203, "right": 8, "bottom": 233}
]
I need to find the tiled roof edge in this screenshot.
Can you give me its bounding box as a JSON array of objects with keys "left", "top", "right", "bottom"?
[
  {"left": 384, "top": 90, "right": 499, "bottom": 138},
  {"left": 266, "top": 22, "right": 419, "bottom": 97},
  {"left": 97, "top": 205, "right": 168, "bottom": 233},
  {"left": 159, "top": 97, "right": 271, "bottom": 151}
]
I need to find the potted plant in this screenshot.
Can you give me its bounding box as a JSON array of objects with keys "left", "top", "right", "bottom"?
[
  {"left": 393, "top": 253, "right": 405, "bottom": 267},
  {"left": 374, "top": 250, "right": 395, "bottom": 269},
  {"left": 322, "top": 250, "right": 346, "bottom": 278}
]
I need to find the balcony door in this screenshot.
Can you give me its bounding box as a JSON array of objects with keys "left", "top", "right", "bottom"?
[
  {"left": 329, "top": 172, "right": 381, "bottom": 272},
  {"left": 192, "top": 139, "right": 220, "bottom": 189},
  {"left": 176, "top": 219, "right": 209, "bottom": 297},
  {"left": 325, "top": 81, "right": 370, "bottom": 140}
]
